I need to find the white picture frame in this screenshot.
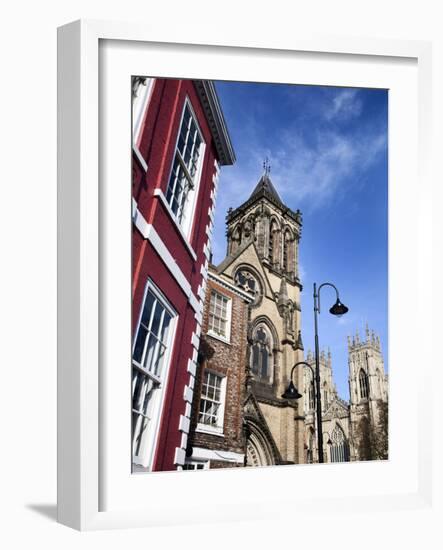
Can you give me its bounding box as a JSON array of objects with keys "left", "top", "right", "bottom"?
[{"left": 57, "top": 19, "right": 433, "bottom": 531}]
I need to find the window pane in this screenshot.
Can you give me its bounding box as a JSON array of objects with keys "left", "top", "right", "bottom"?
[
  {"left": 214, "top": 387, "right": 220, "bottom": 402},
  {"left": 261, "top": 348, "right": 268, "bottom": 378},
  {"left": 142, "top": 377, "right": 156, "bottom": 414},
  {"left": 143, "top": 334, "right": 156, "bottom": 371},
  {"left": 133, "top": 325, "right": 147, "bottom": 363},
  {"left": 153, "top": 343, "right": 166, "bottom": 377},
  {"left": 160, "top": 312, "right": 171, "bottom": 341},
  {"left": 132, "top": 373, "right": 144, "bottom": 410},
  {"left": 134, "top": 416, "right": 149, "bottom": 456},
  {"left": 252, "top": 344, "right": 259, "bottom": 374},
  {"left": 141, "top": 291, "right": 155, "bottom": 327},
  {"left": 150, "top": 301, "right": 163, "bottom": 337}
]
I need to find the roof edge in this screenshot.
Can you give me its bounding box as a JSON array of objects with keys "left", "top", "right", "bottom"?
[{"left": 194, "top": 80, "right": 236, "bottom": 166}]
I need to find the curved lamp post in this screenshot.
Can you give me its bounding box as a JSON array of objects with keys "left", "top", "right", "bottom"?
[
  {"left": 282, "top": 282, "right": 348, "bottom": 463},
  {"left": 281, "top": 361, "right": 314, "bottom": 400}
]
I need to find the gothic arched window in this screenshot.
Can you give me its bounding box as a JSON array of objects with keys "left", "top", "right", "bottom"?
[
  {"left": 251, "top": 324, "right": 273, "bottom": 381},
  {"left": 359, "top": 369, "right": 369, "bottom": 399},
  {"left": 323, "top": 383, "right": 329, "bottom": 410},
  {"left": 234, "top": 268, "right": 262, "bottom": 306},
  {"left": 268, "top": 220, "right": 278, "bottom": 263},
  {"left": 308, "top": 381, "right": 315, "bottom": 411},
  {"left": 330, "top": 424, "right": 350, "bottom": 463},
  {"left": 282, "top": 230, "right": 292, "bottom": 273}
]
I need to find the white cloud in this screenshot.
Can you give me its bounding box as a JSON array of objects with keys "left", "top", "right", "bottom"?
[
  {"left": 275, "top": 129, "right": 386, "bottom": 210},
  {"left": 220, "top": 129, "right": 386, "bottom": 213},
  {"left": 324, "top": 89, "right": 362, "bottom": 121},
  {"left": 212, "top": 87, "right": 387, "bottom": 262}
]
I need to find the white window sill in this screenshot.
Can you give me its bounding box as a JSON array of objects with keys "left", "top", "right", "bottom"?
[
  {"left": 196, "top": 424, "right": 225, "bottom": 438},
  {"left": 207, "top": 331, "right": 231, "bottom": 345},
  {"left": 153, "top": 189, "right": 197, "bottom": 261},
  {"left": 132, "top": 144, "right": 148, "bottom": 172}
]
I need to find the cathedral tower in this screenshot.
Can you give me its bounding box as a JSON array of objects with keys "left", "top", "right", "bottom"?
[
  {"left": 215, "top": 164, "right": 305, "bottom": 465},
  {"left": 304, "top": 349, "right": 336, "bottom": 416},
  {"left": 348, "top": 325, "right": 388, "bottom": 460}
]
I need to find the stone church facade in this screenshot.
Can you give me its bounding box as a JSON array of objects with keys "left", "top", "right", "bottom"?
[
  {"left": 303, "top": 326, "right": 389, "bottom": 463},
  {"left": 211, "top": 167, "right": 306, "bottom": 466},
  {"left": 187, "top": 166, "right": 388, "bottom": 470}
]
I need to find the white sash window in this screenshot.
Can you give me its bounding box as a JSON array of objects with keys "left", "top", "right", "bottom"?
[
  {"left": 132, "top": 281, "right": 177, "bottom": 470},
  {"left": 197, "top": 371, "right": 227, "bottom": 435},
  {"left": 165, "top": 99, "right": 205, "bottom": 236},
  {"left": 208, "top": 290, "right": 231, "bottom": 342}
]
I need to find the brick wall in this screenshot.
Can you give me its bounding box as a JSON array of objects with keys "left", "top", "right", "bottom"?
[{"left": 187, "top": 271, "right": 250, "bottom": 467}]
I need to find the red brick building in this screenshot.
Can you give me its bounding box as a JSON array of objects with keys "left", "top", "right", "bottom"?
[
  {"left": 185, "top": 267, "right": 252, "bottom": 469},
  {"left": 131, "top": 78, "right": 235, "bottom": 472}
]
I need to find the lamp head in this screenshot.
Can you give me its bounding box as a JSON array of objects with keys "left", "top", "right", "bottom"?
[
  {"left": 281, "top": 381, "right": 303, "bottom": 400},
  {"left": 329, "top": 299, "right": 349, "bottom": 317}
]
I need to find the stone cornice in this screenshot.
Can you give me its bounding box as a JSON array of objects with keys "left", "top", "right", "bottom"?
[{"left": 193, "top": 80, "right": 236, "bottom": 166}]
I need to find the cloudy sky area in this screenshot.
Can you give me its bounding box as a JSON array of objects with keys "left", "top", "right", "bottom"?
[{"left": 213, "top": 81, "right": 388, "bottom": 400}]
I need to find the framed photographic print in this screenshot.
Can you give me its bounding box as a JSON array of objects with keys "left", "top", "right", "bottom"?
[{"left": 57, "top": 20, "right": 433, "bottom": 531}]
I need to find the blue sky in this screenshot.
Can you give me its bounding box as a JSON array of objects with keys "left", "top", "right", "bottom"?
[{"left": 213, "top": 81, "right": 388, "bottom": 400}]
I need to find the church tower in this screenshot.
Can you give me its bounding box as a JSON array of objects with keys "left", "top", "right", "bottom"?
[
  {"left": 348, "top": 325, "right": 388, "bottom": 460},
  {"left": 215, "top": 162, "right": 305, "bottom": 465},
  {"left": 304, "top": 349, "right": 337, "bottom": 417}
]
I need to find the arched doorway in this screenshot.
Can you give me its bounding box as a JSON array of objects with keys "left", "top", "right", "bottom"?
[{"left": 245, "top": 421, "right": 279, "bottom": 467}]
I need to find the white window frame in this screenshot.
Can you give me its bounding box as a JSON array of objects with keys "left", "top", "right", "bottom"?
[
  {"left": 196, "top": 370, "right": 227, "bottom": 436},
  {"left": 132, "top": 279, "right": 178, "bottom": 470},
  {"left": 132, "top": 77, "right": 155, "bottom": 171},
  {"left": 165, "top": 97, "right": 206, "bottom": 238},
  {"left": 207, "top": 290, "right": 232, "bottom": 344},
  {"left": 132, "top": 76, "right": 155, "bottom": 147}
]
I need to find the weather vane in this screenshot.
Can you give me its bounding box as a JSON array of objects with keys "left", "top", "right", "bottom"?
[{"left": 263, "top": 157, "right": 271, "bottom": 176}]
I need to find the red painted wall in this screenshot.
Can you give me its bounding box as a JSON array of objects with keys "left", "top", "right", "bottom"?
[{"left": 132, "top": 79, "right": 220, "bottom": 471}]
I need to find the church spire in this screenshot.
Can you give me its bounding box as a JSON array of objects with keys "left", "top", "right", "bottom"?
[{"left": 248, "top": 160, "right": 282, "bottom": 204}]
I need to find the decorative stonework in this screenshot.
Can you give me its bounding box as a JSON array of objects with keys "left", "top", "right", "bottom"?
[
  {"left": 234, "top": 267, "right": 263, "bottom": 306},
  {"left": 303, "top": 327, "right": 388, "bottom": 463},
  {"left": 215, "top": 167, "right": 306, "bottom": 464}
]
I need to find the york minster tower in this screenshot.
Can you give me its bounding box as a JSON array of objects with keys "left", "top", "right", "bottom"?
[
  {"left": 348, "top": 326, "right": 388, "bottom": 460},
  {"left": 214, "top": 165, "right": 306, "bottom": 465}
]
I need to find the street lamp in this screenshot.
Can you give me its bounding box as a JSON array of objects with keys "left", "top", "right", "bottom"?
[
  {"left": 281, "top": 361, "right": 313, "bottom": 400},
  {"left": 282, "top": 282, "right": 348, "bottom": 464}
]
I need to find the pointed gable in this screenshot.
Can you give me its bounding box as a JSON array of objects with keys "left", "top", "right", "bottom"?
[
  {"left": 215, "top": 240, "right": 275, "bottom": 300},
  {"left": 323, "top": 395, "right": 350, "bottom": 420}
]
